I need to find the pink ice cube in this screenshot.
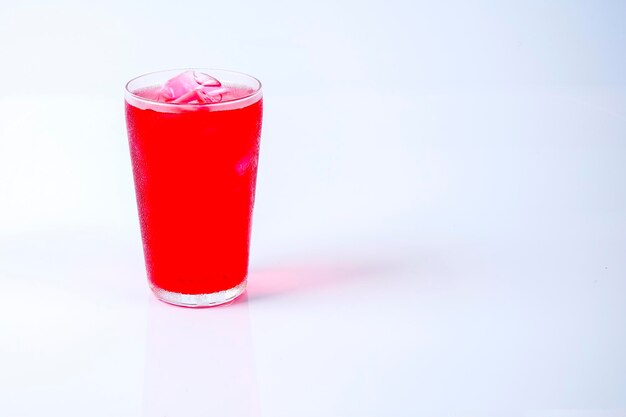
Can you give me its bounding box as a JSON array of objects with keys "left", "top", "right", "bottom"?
[
  {"left": 158, "top": 71, "right": 222, "bottom": 103},
  {"left": 196, "top": 87, "right": 228, "bottom": 104}
]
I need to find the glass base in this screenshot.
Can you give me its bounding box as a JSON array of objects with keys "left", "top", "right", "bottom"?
[{"left": 151, "top": 279, "right": 247, "bottom": 308}]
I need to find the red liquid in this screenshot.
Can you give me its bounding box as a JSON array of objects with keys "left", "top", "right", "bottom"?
[{"left": 125, "top": 88, "right": 263, "bottom": 294}]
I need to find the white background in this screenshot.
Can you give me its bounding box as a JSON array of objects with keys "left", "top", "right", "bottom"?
[{"left": 1, "top": 0, "right": 625, "bottom": 416}]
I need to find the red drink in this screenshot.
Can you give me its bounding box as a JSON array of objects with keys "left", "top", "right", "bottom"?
[{"left": 124, "top": 69, "right": 263, "bottom": 307}]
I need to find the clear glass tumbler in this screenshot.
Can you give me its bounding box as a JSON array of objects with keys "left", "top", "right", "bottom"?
[{"left": 124, "top": 69, "right": 263, "bottom": 307}]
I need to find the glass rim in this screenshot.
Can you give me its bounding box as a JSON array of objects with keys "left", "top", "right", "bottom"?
[{"left": 124, "top": 68, "right": 262, "bottom": 112}]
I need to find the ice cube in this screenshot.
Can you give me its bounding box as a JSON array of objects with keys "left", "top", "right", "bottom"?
[
  {"left": 157, "top": 70, "right": 222, "bottom": 103},
  {"left": 196, "top": 87, "right": 228, "bottom": 104},
  {"left": 192, "top": 71, "right": 221, "bottom": 87},
  {"left": 169, "top": 86, "right": 227, "bottom": 104}
]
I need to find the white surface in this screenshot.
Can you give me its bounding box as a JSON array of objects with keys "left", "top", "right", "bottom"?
[{"left": 1, "top": 0, "right": 626, "bottom": 416}]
